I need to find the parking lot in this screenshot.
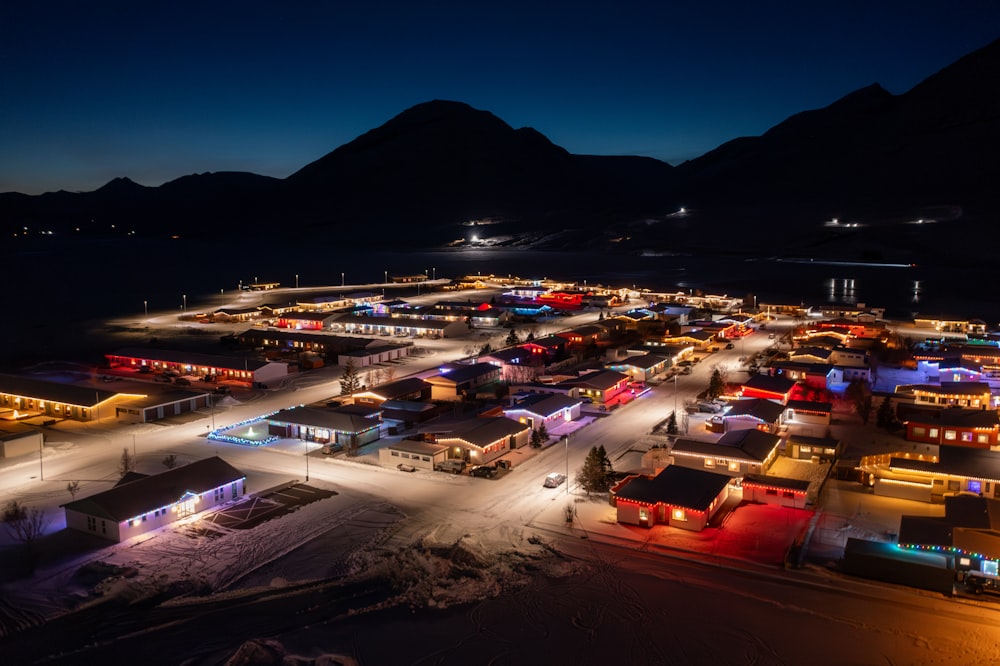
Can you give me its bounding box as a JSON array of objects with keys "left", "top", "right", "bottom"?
[{"left": 189, "top": 483, "right": 337, "bottom": 537}]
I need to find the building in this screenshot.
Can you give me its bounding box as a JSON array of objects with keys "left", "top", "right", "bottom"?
[
  {"left": 333, "top": 314, "right": 469, "bottom": 338},
  {"left": 378, "top": 439, "right": 449, "bottom": 471},
  {"left": 336, "top": 342, "right": 412, "bottom": 367},
  {"left": 670, "top": 429, "right": 782, "bottom": 478},
  {"left": 424, "top": 363, "right": 501, "bottom": 401},
  {"left": 781, "top": 400, "right": 833, "bottom": 436},
  {"left": 106, "top": 348, "right": 289, "bottom": 386},
  {"left": 909, "top": 382, "right": 993, "bottom": 409},
  {"left": 478, "top": 347, "right": 538, "bottom": 383},
  {"left": 741, "top": 474, "right": 810, "bottom": 509},
  {"left": 352, "top": 377, "right": 431, "bottom": 407},
  {"left": 741, "top": 374, "right": 798, "bottom": 402},
  {"left": 605, "top": 354, "right": 669, "bottom": 383},
  {"left": 612, "top": 465, "right": 732, "bottom": 531},
  {"left": 0, "top": 423, "right": 42, "bottom": 459},
  {"left": 559, "top": 370, "right": 630, "bottom": 405},
  {"left": 0, "top": 373, "right": 128, "bottom": 422},
  {"left": 502, "top": 393, "right": 582, "bottom": 431},
  {"left": 273, "top": 311, "right": 341, "bottom": 330},
  {"left": 422, "top": 416, "right": 531, "bottom": 465},
  {"left": 717, "top": 398, "right": 785, "bottom": 434},
  {"left": 874, "top": 446, "right": 1000, "bottom": 503},
  {"left": 114, "top": 389, "right": 213, "bottom": 423},
  {"left": 901, "top": 406, "right": 1000, "bottom": 448},
  {"left": 785, "top": 435, "right": 842, "bottom": 462},
  {"left": 62, "top": 457, "right": 246, "bottom": 542},
  {"left": 267, "top": 406, "right": 381, "bottom": 451}
]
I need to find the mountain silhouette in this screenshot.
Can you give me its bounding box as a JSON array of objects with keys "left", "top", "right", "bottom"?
[{"left": 2, "top": 38, "right": 998, "bottom": 255}]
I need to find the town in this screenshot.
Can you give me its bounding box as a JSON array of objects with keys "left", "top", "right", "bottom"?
[{"left": 2, "top": 271, "right": 1000, "bottom": 658}]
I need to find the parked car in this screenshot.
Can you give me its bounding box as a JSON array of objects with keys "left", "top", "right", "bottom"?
[
  {"left": 174, "top": 377, "right": 191, "bottom": 386},
  {"left": 697, "top": 401, "right": 722, "bottom": 413},
  {"left": 435, "top": 460, "right": 467, "bottom": 474},
  {"left": 163, "top": 369, "right": 180, "bottom": 378},
  {"left": 469, "top": 465, "right": 498, "bottom": 478},
  {"left": 681, "top": 366, "right": 693, "bottom": 375},
  {"left": 725, "top": 343, "right": 735, "bottom": 350},
  {"left": 213, "top": 385, "right": 231, "bottom": 395},
  {"left": 543, "top": 472, "right": 567, "bottom": 488},
  {"left": 137, "top": 366, "right": 152, "bottom": 373},
  {"left": 153, "top": 375, "right": 173, "bottom": 383},
  {"left": 397, "top": 463, "right": 416, "bottom": 473}
]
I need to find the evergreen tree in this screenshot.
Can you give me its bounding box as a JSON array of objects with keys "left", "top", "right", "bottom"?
[
  {"left": 537, "top": 422, "right": 549, "bottom": 442},
  {"left": 340, "top": 358, "right": 361, "bottom": 396},
  {"left": 666, "top": 411, "right": 678, "bottom": 435},
  {"left": 506, "top": 329, "right": 520, "bottom": 346},
  {"left": 847, "top": 378, "right": 873, "bottom": 424},
  {"left": 530, "top": 429, "right": 543, "bottom": 448},
  {"left": 577, "top": 445, "right": 614, "bottom": 496},
  {"left": 526, "top": 330, "right": 535, "bottom": 341},
  {"left": 708, "top": 368, "right": 725, "bottom": 399},
  {"left": 876, "top": 396, "right": 895, "bottom": 428}
]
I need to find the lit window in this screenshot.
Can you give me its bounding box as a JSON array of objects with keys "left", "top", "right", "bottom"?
[
  {"left": 929, "top": 428, "right": 939, "bottom": 438},
  {"left": 671, "top": 508, "right": 687, "bottom": 521},
  {"left": 961, "top": 432, "right": 973, "bottom": 442},
  {"left": 944, "top": 430, "right": 957, "bottom": 441},
  {"left": 704, "top": 458, "right": 714, "bottom": 468}
]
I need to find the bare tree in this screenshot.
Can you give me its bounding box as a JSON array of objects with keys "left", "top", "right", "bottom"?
[
  {"left": 3, "top": 500, "right": 49, "bottom": 547},
  {"left": 118, "top": 447, "right": 135, "bottom": 478},
  {"left": 383, "top": 366, "right": 396, "bottom": 382},
  {"left": 162, "top": 454, "right": 178, "bottom": 470},
  {"left": 66, "top": 480, "right": 80, "bottom": 500}
]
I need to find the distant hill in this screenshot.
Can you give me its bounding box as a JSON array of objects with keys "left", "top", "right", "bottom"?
[{"left": 2, "top": 38, "right": 999, "bottom": 257}]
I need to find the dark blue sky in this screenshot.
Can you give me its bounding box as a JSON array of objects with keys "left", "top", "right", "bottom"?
[{"left": 2, "top": 1, "right": 998, "bottom": 194}]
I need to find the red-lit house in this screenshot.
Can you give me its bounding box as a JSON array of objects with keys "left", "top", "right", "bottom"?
[
  {"left": 274, "top": 311, "right": 340, "bottom": 331},
  {"left": 741, "top": 374, "right": 797, "bottom": 401},
  {"left": 902, "top": 406, "right": 1000, "bottom": 448},
  {"left": 612, "top": 465, "right": 731, "bottom": 531},
  {"left": 556, "top": 325, "right": 608, "bottom": 347},
  {"left": 741, "top": 474, "right": 810, "bottom": 509},
  {"left": 520, "top": 335, "right": 567, "bottom": 362}
]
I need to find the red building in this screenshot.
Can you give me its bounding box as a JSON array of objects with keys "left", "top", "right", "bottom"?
[{"left": 902, "top": 406, "right": 1000, "bottom": 448}]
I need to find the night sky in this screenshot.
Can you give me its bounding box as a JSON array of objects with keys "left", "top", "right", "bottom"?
[{"left": 2, "top": 1, "right": 998, "bottom": 194}]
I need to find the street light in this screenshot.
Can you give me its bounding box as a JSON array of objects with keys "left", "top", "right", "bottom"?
[
  {"left": 144, "top": 300, "right": 148, "bottom": 318},
  {"left": 341, "top": 272, "right": 345, "bottom": 287},
  {"left": 182, "top": 294, "right": 187, "bottom": 312},
  {"left": 562, "top": 434, "right": 570, "bottom": 496},
  {"left": 305, "top": 440, "right": 310, "bottom": 482},
  {"left": 295, "top": 274, "right": 299, "bottom": 289},
  {"left": 384, "top": 270, "right": 388, "bottom": 284},
  {"left": 432, "top": 267, "right": 436, "bottom": 281}
]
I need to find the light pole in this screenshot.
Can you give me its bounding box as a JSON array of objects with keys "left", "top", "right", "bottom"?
[
  {"left": 182, "top": 294, "right": 187, "bottom": 312},
  {"left": 341, "top": 272, "right": 345, "bottom": 287},
  {"left": 38, "top": 436, "right": 43, "bottom": 481},
  {"left": 143, "top": 300, "right": 148, "bottom": 318},
  {"left": 562, "top": 434, "right": 569, "bottom": 496},
  {"left": 432, "top": 267, "right": 436, "bottom": 281},
  {"left": 305, "top": 440, "right": 310, "bottom": 482},
  {"left": 295, "top": 274, "right": 299, "bottom": 289},
  {"left": 384, "top": 270, "right": 388, "bottom": 284},
  {"left": 131, "top": 434, "right": 137, "bottom": 462},
  {"left": 220, "top": 288, "right": 224, "bottom": 307}
]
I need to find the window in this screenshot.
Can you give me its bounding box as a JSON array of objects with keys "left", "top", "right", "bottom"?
[
  {"left": 944, "top": 430, "right": 957, "bottom": 441},
  {"left": 783, "top": 491, "right": 796, "bottom": 499},
  {"left": 948, "top": 480, "right": 960, "bottom": 491},
  {"left": 765, "top": 488, "right": 778, "bottom": 496},
  {"left": 961, "top": 432, "right": 973, "bottom": 442},
  {"left": 912, "top": 426, "right": 926, "bottom": 437},
  {"left": 799, "top": 446, "right": 812, "bottom": 454},
  {"left": 231, "top": 482, "right": 238, "bottom": 499},
  {"left": 87, "top": 517, "right": 96, "bottom": 531},
  {"left": 728, "top": 461, "right": 740, "bottom": 472},
  {"left": 671, "top": 508, "right": 687, "bottom": 522},
  {"left": 391, "top": 450, "right": 399, "bottom": 457},
  {"left": 824, "top": 448, "right": 836, "bottom": 455},
  {"left": 142, "top": 514, "right": 147, "bottom": 522},
  {"left": 978, "top": 434, "right": 990, "bottom": 444},
  {"left": 704, "top": 458, "right": 715, "bottom": 468},
  {"left": 929, "top": 428, "right": 939, "bottom": 438}
]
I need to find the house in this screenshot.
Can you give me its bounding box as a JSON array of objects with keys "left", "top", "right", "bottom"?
[
  {"left": 670, "top": 429, "right": 782, "bottom": 478},
  {"left": 605, "top": 354, "right": 669, "bottom": 383},
  {"left": 770, "top": 361, "right": 834, "bottom": 392},
  {"left": 789, "top": 347, "right": 833, "bottom": 364},
  {"left": 478, "top": 347, "right": 538, "bottom": 382},
  {"left": 899, "top": 495, "right": 1000, "bottom": 585},
  {"left": 0, "top": 423, "right": 42, "bottom": 459},
  {"left": 114, "top": 389, "right": 213, "bottom": 423},
  {"left": 106, "top": 348, "right": 289, "bottom": 385},
  {"left": 874, "top": 446, "right": 1000, "bottom": 503},
  {"left": 422, "top": 416, "right": 531, "bottom": 464},
  {"left": 267, "top": 406, "right": 381, "bottom": 450},
  {"left": 909, "top": 382, "right": 993, "bottom": 409},
  {"left": 236, "top": 329, "right": 373, "bottom": 356},
  {"left": 336, "top": 342, "right": 412, "bottom": 367},
  {"left": 741, "top": 374, "right": 797, "bottom": 402},
  {"left": 520, "top": 335, "right": 567, "bottom": 361},
  {"left": 559, "top": 370, "right": 630, "bottom": 405},
  {"left": 557, "top": 325, "right": 608, "bottom": 347},
  {"left": 333, "top": 314, "right": 469, "bottom": 338},
  {"left": 781, "top": 400, "right": 833, "bottom": 436},
  {"left": 741, "top": 474, "right": 811, "bottom": 509},
  {"left": 378, "top": 439, "right": 449, "bottom": 471},
  {"left": 612, "top": 465, "right": 732, "bottom": 531},
  {"left": 62, "top": 457, "right": 246, "bottom": 542},
  {"left": 502, "top": 393, "right": 583, "bottom": 431},
  {"left": 662, "top": 329, "right": 716, "bottom": 350},
  {"left": 719, "top": 398, "right": 785, "bottom": 434},
  {"left": 0, "top": 373, "right": 130, "bottom": 422},
  {"left": 900, "top": 406, "right": 1000, "bottom": 448},
  {"left": 914, "top": 314, "right": 986, "bottom": 335},
  {"left": 211, "top": 307, "right": 262, "bottom": 323},
  {"left": 425, "top": 363, "right": 502, "bottom": 401},
  {"left": 352, "top": 377, "right": 431, "bottom": 407},
  {"left": 785, "top": 435, "right": 842, "bottom": 462},
  {"left": 273, "top": 311, "right": 341, "bottom": 330}
]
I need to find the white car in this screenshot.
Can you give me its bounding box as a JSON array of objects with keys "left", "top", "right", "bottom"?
[{"left": 543, "top": 473, "right": 566, "bottom": 488}]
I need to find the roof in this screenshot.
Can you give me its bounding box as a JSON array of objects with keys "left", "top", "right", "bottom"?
[
  {"left": 901, "top": 406, "right": 999, "bottom": 429},
  {"left": 387, "top": 440, "right": 449, "bottom": 456},
  {"left": 0, "top": 373, "right": 119, "bottom": 407},
  {"left": 108, "top": 348, "right": 273, "bottom": 372},
  {"left": 0, "top": 422, "right": 39, "bottom": 441},
  {"left": 673, "top": 429, "right": 781, "bottom": 463},
  {"left": 889, "top": 446, "right": 1000, "bottom": 480},
  {"left": 118, "top": 389, "right": 209, "bottom": 408},
  {"left": 742, "top": 374, "right": 797, "bottom": 396},
  {"left": 435, "top": 416, "right": 529, "bottom": 448},
  {"left": 791, "top": 347, "right": 833, "bottom": 361},
  {"left": 784, "top": 399, "right": 833, "bottom": 414},
  {"left": 611, "top": 354, "right": 667, "bottom": 370},
  {"left": 504, "top": 393, "right": 582, "bottom": 417},
  {"left": 614, "top": 465, "right": 731, "bottom": 510},
  {"left": 912, "top": 381, "right": 991, "bottom": 396},
  {"left": 238, "top": 329, "right": 371, "bottom": 349},
  {"left": 561, "top": 370, "right": 629, "bottom": 391},
  {"left": 339, "top": 343, "right": 410, "bottom": 358},
  {"left": 361, "top": 377, "right": 430, "bottom": 400},
  {"left": 426, "top": 363, "right": 499, "bottom": 385},
  {"left": 270, "top": 406, "right": 377, "bottom": 433},
  {"left": 723, "top": 398, "right": 785, "bottom": 423},
  {"left": 742, "top": 474, "right": 811, "bottom": 493},
  {"left": 522, "top": 335, "right": 566, "bottom": 350},
  {"left": 481, "top": 347, "right": 532, "bottom": 364},
  {"left": 62, "top": 457, "right": 244, "bottom": 522},
  {"left": 277, "top": 310, "right": 340, "bottom": 321},
  {"left": 335, "top": 314, "right": 459, "bottom": 331}
]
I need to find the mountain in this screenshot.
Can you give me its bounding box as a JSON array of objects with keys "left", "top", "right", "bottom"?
[{"left": 2, "top": 38, "right": 999, "bottom": 254}]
